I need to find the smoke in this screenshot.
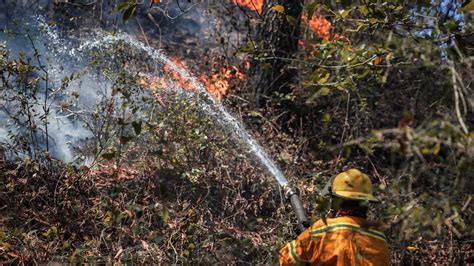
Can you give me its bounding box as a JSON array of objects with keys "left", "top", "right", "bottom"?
[
  {"left": 0, "top": 14, "right": 172, "bottom": 163},
  {"left": 0, "top": 15, "right": 108, "bottom": 162},
  {"left": 0, "top": 2, "right": 286, "bottom": 187},
  {"left": 80, "top": 32, "right": 289, "bottom": 186}
]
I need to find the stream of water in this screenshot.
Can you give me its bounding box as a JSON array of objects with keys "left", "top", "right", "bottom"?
[
  {"left": 80, "top": 33, "right": 290, "bottom": 187},
  {"left": 0, "top": 13, "right": 289, "bottom": 187}
]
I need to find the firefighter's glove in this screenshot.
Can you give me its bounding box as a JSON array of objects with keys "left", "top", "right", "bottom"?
[{"left": 293, "top": 221, "right": 311, "bottom": 237}]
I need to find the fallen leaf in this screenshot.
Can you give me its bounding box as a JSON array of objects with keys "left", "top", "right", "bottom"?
[
  {"left": 141, "top": 240, "right": 150, "bottom": 251},
  {"left": 7, "top": 252, "right": 18, "bottom": 258}
]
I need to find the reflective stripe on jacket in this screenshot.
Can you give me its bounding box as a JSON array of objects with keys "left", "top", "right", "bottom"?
[{"left": 279, "top": 216, "right": 389, "bottom": 266}]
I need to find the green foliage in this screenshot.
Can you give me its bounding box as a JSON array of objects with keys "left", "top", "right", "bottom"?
[
  {"left": 240, "top": 0, "right": 472, "bottom": 263},
  {"left": 118, "top": 0, "right": 138, "bottom": 22},
  {"left": 0, "top": 0, "right": 472, "bottom": 264},
  {"left": 268, "top": 1, "right": 473, "bottom": 263},
  {"left": 0, "top": 40, "right": 72, "bottom": 162}
]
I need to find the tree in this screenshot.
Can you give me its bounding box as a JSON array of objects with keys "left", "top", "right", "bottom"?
[{"left": 254, "top": 0, "right": 304, "bottom": 107}]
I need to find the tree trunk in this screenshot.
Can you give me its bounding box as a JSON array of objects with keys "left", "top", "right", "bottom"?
[{"left": 254, "top": 0, "right": 303, "bottom": 108}]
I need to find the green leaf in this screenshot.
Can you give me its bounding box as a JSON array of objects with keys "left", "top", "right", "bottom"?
[
  {"left": 369, "top": 18, "right": 379, "bottom": 24},
  {"left": 306, "top": 91, "right": 319, "bottom": 104},
  {"left": 305, "top": 3, "right": 318, "bottom": 20},
  {"left": 103, "top": 211, "right": 113, "bottom": 224},
  {"left": 393, "top": 5, "right": 404, "bottom": 12},
  {"left": 311, "top": 68, "right": 330, "bottom": 84},
  {"left": 446, "top": 19, "right": 458, "bottom": 31},
  {"left": 340, "top": 0, "right": 352, "bottom": 9},
  {"left": 307, "top": 86, "right": 331, "bottom": 103},
  {"left": 117, "top": 2, "right": 132, "bottom": 12},
  {"left": 433, "top": 143, "right": 441, "bottom": 155},
  {"left": 460, "top": 0, "right": 474, "bottom": 13},
  {"left": 160, "top": 207, "right": 170, "bottom": 223},
  {"left": 320, "top": 87, "right": 330, "bottom": 96},
  {"left": 122, "top": 3, "right": 138, "bottom": 22},
  {"left": 355, "top": 69, "right": 369, "bottom": 78},
  {"left": 101, "top": 152, "right": 116, "bottom": 160},
  {"left": 182, "top": 249, "right": 190, "bottom": 257},
  {"left": 120, "top": 135, "right": 134, "bottom": 144},
  {"left": 318, "top": 72, "right": 330, "bottom": 84},
  {"left": 359, "top": 5, "right": 369, "bottom": 16},
  {"left": 286, "top": 15, "right": 299, "bottom": 27},
  {"left": 421, "top": 147, "right": 431, "bottom": 155},
  {"left": 42, "top": 226, "right": 58, "bottom": 238},
  {"left": 322, "top": 113, "right": 332, "bottom": 123},
  {"left": 132, "top": 120, "right": 142, "bottom": 135},
  {"left": 347, "top": 22, "right": 367, "bottom": 32},
  {"left": 338, "top": 9, "right": 351, "bottom": 18}
]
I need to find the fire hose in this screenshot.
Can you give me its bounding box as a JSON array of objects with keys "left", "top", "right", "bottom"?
[{"left": 285, "top": 186, "right": 311, "bottom": 233}]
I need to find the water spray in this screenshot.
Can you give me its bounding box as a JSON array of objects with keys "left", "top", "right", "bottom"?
[{"left": 81, "top": 33, "right": 311, "bottom": 230}]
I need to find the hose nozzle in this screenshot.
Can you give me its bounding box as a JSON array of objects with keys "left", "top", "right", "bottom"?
[{"left": 284, "top": 186, "right": 310, "bottom": 231}]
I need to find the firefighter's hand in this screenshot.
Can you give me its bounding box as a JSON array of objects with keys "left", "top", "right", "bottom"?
[
  {"left": 293, "top": 221, "right": 311, "bottom": 237},
  {"left": 293, "top": 225, "right": 303, "bottom": 237}
]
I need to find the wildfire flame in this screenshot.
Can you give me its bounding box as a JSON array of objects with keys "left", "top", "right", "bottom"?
[
  {"left": 199, "top": 66, "right": 245, "bottom": 101},
  {"left": 138, "top": 2, "right": 334, "bottom": 101},
  {"left": 163, "top": 56, "right": 196, "bottom": 91},
  {"left": 137, "top": 56, "right": 196, "bottom": 105},
  {"left": 138, "top": 55, "right": 245, "bottom": 102},
  {"left": 301, "top": 14, "right": 331, "bottom": 41},
  {"left": 168, "top": 56, "right": 188, "bottom": 70},
  {"left": 232, "top": 0, "right": 263, "bottom": 14},
  {"left": 232, "top": 1, "right": 333, "bottom": 40}
]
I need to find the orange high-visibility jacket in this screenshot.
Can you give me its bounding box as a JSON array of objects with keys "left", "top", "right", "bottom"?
[{"left": 279, "top": 216, "right": 389, "bottom": 266}]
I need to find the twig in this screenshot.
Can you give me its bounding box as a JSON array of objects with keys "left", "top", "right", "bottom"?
[
  {"left": 146, "top": 12, "right": 162, "bottom": 50},
  {"left": 60, "top": 1, "right": 98, "bottom": 6},
  {"left": 334, "top": 91, "right": 351, "bottom": 168},
  {"left": 368, "top": 157, "right": 387, "bottom": 187},
  {"left": 148, "top": 2, "right": 198, "bottom": 20},
  {"left": 449, "top": 60, "right": 469, "bottom": 134},
  {"left": 461, "top": 195, "right": 472, "bottom": 212},
  {"left": 136, "top": 17, "right": 150, "bottom": 47},
  {"left": 258, "top": 55, "right": 377, "bottom": 69}
]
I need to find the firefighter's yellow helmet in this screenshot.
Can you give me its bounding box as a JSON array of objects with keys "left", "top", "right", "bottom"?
[{"left": 322, "top": 169, "right": 379, "bottom": 202}]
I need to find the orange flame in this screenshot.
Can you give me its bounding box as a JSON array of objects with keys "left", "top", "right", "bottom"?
[
  {"left": 168, "top": 56, "right": 188, "bottom": 70},
  {"left": 138, "top": 56, "right": 245, "bottom": 102},
  {"left": 162, "top": 56, "right": 196, "bottom": 91},
  {"left": 232, "top": 0, "right": 263, "bottom": 14},
  {"left": 302, "top": 14, "right": 332, "bottom": 40},
  {"left": 232, "top": 1, "right": 333, "bottom": 41},
  {"left": 199, "top": 66, "right": 245, "bottom": 101},
  {"left": 137, "top": 56, "right": 196, "bottom": 103}
]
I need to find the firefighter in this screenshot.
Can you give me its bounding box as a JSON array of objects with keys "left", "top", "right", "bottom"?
[{"left": 279, "top": 168, "right": 389, "bottom": 265}]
